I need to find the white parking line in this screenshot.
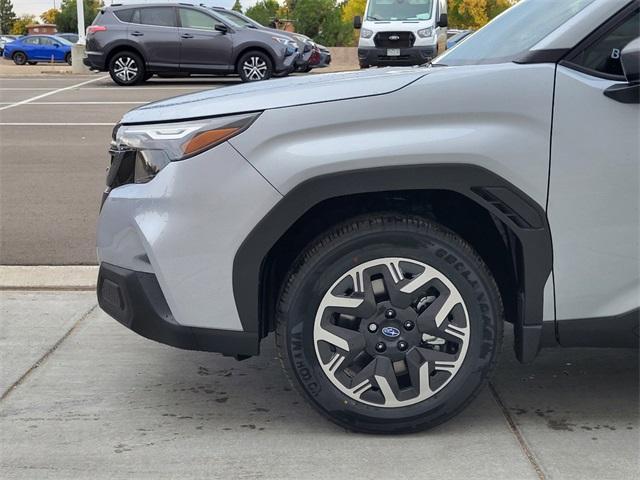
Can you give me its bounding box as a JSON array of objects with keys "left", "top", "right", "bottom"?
[
  {"left": 0, "top": 75, "right": 108, "bottom": 111},
  {"left": 0, "top": 101, "right": 147, "bottom": 105},
  {"left": 0, "top": 123, "right": 113, "bottom": 126}
]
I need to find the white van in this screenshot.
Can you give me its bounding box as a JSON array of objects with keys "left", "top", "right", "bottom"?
[{"left": 354, "top": 0, "right": 448, "bottom": 68}]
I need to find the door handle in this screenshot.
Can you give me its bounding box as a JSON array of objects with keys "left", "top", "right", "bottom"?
[
  {"left": 131, "top": 31, "right": 144, "bottom": 37},
  {"left": 181, "top": 33, "right": 194, "bottom": 39}
]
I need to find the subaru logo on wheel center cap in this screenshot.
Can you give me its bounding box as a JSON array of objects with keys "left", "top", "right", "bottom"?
[{"left": 381, "top": 326, "right": 401, "bottom": 338}]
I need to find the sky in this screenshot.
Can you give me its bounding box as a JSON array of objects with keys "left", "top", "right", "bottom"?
[{"left": 14, "top": 0, "right": 260, "bottom": 17}]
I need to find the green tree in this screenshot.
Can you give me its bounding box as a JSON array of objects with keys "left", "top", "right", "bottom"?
[
  {"left": 448, "top": 0, "right": 513, "bottom": 29},
  {"left": 0, "top": 0, "right": 16, "bottom": 34},
  {"left": 245, "top": 0, "right": 279, "bottom": 26},
  {"left": 232, "top": 0, "right": 243, "bottom": 13},
  {"left": 41, "top": 8, "right": 60, "bottom": 25},
  {"left": 292, "top": 0, "right": 351, "bottom": 46},
  {"left": 55, "top": 0, "right": 101, "bottom": 33}
]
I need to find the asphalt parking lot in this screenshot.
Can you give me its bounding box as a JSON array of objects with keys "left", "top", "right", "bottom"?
[
  {"left": 0, "top": 290, "right": 638, "bottom": 479},
  {"left": 0, "top": 74, "right": 242, "bottom": 265}
]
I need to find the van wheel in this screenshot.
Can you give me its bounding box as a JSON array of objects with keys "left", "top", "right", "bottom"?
[
  {"left": 109, "top": 51, "right": 145, "bottom": 86},
  {"left": 238, "top": 50, "right": 273, "bottom": 82},
  {"left": 276, "top": 214, "right": 503, "bottom": 434},
  {"left": 12, "top": 51, "right": 27, "bottom": 65}
]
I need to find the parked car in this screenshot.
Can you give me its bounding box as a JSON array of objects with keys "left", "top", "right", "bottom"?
[
  {"left": 97, "top": 0, "right": 639, "bottom": 434},
  {"left": 0, "top": 35, "right": 18, "bottom": 55},
  {"left": 446, "top": 29, "right": 472, "bottom": 49},
  {"left": 209, "top": 6, "right": 318, "bottom": 73},
  {"left": 57, "top": 33, "right": 79, "bottom": 43},
  {"left": 2, "top": 35, "right": 72, "bottom": 65},
  {"left": 83, "top": 3, "right": 299, "bottom": 85}
]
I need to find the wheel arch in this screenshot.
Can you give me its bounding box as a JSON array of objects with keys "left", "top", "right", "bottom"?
[{"left": 232, "top": 164, "right": 553, "bottom": 363}]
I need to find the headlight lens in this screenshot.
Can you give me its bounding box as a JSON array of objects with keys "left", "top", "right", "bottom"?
[
  {"left": 113, "top": 112, "right": 260, "bottom": 183},
  {"left": 272, "top": 36, "right": 294, "bottom": 46},
  {"left": 360, "top": 28, "right": 374, "bottom": 39},
  {"left": 417, "top": 27, "right": 433, "bottom": 38}
]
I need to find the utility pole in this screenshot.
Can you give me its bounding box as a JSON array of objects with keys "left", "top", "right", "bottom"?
[{"left": 76, "top": 0, "right": 86, "bottom": 45}]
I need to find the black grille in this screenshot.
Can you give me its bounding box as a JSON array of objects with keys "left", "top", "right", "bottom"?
[{"left": 374, "top": 32, "right": 415, "bottom": 48}]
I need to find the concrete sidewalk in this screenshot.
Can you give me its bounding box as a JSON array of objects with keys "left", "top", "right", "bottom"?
[
  {"left": 0, "top": 266, "right": 98, "bottom": 290},
  {"left": 0, "top": 290, "right": 638, "bottom": 479}
]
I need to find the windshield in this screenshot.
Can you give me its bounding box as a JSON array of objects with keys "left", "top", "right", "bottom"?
[
  {"left": 216, "top": 10, "right": 259, "bottom": 28},
  {"left": 366, "top": 0, "right": 434, "bottom": 21},
  {"left": 435, "top": 0, "right": 597, "bottom": 66},
  {"left": 54, "top": 36, "right": 73, "bottom": 46}
]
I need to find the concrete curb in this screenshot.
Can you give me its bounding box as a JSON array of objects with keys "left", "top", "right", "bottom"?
[{"left": 0, "top": 266, "right": 98, "bottom": 290}]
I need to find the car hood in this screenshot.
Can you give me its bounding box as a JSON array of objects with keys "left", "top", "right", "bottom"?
[{"left": 121, "top": 67, "right": 430, "bottom": 124}]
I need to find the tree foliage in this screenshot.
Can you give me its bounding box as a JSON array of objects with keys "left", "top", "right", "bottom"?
[
  {"left": 10, "top": 14, "right": 35, "bottom": 35},
  {"left": 448, "top": 0, "right": 513, "bottom": 29},
  {"left": 41, "top": 8, "right": 60, "bottom": 25},
  {"left": 0, "top": 0, "right": 16, "bottom": 34},
  {"left": 292, "top": 0, "right": 352, "bottom": 46},
  {"left": 232, "top": 0, "right": 243, "bottom": 13},
  {"left": 55, "top": 0, "right": 101, "bottom": 33},
  {"left": 245, "top": 0, "right": 280, "bottom": 27}
]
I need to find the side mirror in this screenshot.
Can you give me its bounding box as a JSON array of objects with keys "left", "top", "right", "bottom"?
[
  {"left": 53, "top": 43, "right": 60, "bottom": 47},
  {"left": 621, "top": 37, "right": 639, "bottom": 84},
  {"left": 437, "top": 13, "right": 448, "bottom": 28},
  {"left": 353, "top": 16, "right": 362, "bottom": 30},
  {"left": 604, "top": 38, "right": 640, "bottom": 104},
  {"left": 215, "top": 24, "right": 228, "bottom": 34}
]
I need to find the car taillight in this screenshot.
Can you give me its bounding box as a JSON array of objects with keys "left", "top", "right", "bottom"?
[{"left": 87, "top": 25, "right": 107, "bottom": 34}]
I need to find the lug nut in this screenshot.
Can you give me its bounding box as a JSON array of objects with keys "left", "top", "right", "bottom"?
[
  {"left": 385, "top": 309, "right": 396, "bottom": 319},
  {"left": 368, "top": 323, "right": 378, "bottom": 333},
  {"left": 403, "top": 320, "right": 415, "bottom": 331},
  {"left": 375, "top": 342, "right": 386, "bottom": 353},
  {"left": 397, "top": 341, "right": 408, "bottom": 351}
]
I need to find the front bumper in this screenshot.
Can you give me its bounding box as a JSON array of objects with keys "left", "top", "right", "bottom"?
[
  {"left": 274, "top": 50, "right": 299, "bottom": 74},
  {"left": 98, "top": 262, "right": 259, "bottom": 356},
  {"left": 358, "top": 46, "right": 437, "bottom": 67},
  {"left": 97, "top": 141, "right": 282, "bottom": 351}
]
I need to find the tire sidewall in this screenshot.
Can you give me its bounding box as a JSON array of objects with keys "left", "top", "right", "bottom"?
[
  {"left": 238, "top": 51, "right": 273, "bottom": 82},
  {"left": 65, "top": 53, "right": 72, "bottom": 65},
  {"left": 13, "top": 52, "right": 26, "bottom": 65},
  {"left": 109, "top": 52, "right": 145, "bottom": 86},
  {"left": 279, "top": 218, "right": 502, "bottom": 433}
]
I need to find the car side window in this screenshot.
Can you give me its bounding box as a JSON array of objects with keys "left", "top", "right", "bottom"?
[
  {"left": 139, "top": 7, "right": 176, "bottom": 27},
  {"left": 40, "top": 37, "right": 54, "bottom": 46},
  {"left": 179, "top": 9, "right": 219, "bottom": 30},
  {"left": 571, "top": 10, "right": 639, "bottom": 78},
  {"left": 24, "top": 37, "right": 39, "bottom": 45},
  {"left": 114, "top": 8, "right": 136, "bottom": 23}
]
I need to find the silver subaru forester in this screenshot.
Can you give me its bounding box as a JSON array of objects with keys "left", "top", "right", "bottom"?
[{"left": 97, "top": 0, "right": 639, "bottom": 433}]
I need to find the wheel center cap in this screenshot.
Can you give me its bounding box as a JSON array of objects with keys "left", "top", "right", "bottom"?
[{"left": 381, "top": 326, "right": 401, "bottom": 338}]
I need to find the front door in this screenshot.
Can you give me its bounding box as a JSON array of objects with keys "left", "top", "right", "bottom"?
[
  {"left": 548, "top": 8, "right": 639, "bottom": 343},
  {"left": 177, "top": 8, "right": 233, "bottom": 72}
]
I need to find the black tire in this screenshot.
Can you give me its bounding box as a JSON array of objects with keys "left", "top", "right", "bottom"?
[
  {"left": 237, "top": 50, "right": 273, "bottom": 82},
  {"left": 12, "top": 51, "right": 27, "bottom": 65},
  {"left": 108, "top": 51, "right": 145, "bottom": 86},
  {"left": 65, "top": 53, "right": 72, "bottom": 66},
  {"left": 276, "top": 214, "right": 503, "bottom": 434},
  {"left": 359, "top": 63, "right": 370, "bottom": 69},
  {"left": 27, "top": 61, "right": 37, "bottom": 65}
]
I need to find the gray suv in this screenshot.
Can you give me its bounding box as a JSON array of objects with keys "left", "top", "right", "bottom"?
[
  {"left": 84, "top": 3, "right": 299, "bottom": 85},
  {"left": 97, "top": 0, "right": 639, "bottom": 433}
]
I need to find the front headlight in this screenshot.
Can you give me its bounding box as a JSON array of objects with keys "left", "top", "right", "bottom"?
[
  {"left": 360, "top": 28, "right": 374, "bottom": 39},
  {"left": 272, "top": 36, "right": 294, "bottom": 46},
  {"left": 417, "top": 27, "right": 433, "bottom": 38},
  {"left": 113, "top": 113, "right": 260, "bottom": 183}
]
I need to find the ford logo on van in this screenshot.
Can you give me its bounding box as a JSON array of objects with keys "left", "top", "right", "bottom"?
[{"left": 382, "top": 326, "right": 401, "bottom": 338}]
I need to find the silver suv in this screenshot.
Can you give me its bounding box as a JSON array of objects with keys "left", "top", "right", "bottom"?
[
  {"left": 97, "top": 0, "right": 639, "bottom": 433},
  {"left": 84, "top": 3, "right": 299, "bottom": 85}
]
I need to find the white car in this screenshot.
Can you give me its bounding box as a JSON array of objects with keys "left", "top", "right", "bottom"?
[{"left": 97, "top": 0, "right": 639, "bottom": 433}]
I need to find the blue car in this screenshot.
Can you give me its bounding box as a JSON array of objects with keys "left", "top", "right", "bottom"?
[{"left": 3, "top": 35, "right": 73, "bottom": 65}]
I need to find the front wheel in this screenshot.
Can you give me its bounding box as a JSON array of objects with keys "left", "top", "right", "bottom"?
[
  {"left": 237, "top": 50, "right": 273, "bottom": 82},
  {"left": 13, "top": 51, "right": 27, "bottom": 65},
  {"left": 276, "top": 214, "right": 503, "bottom": 434},
  {"left": 65, "top": 53, "right": 72, "bottom": 65},
  {"left": 108, "top": 51, "right": 146, "bottom": 86}
]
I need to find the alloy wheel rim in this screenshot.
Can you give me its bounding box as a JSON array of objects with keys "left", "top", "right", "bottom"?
[
  {"left": 242, "top": 56, "right": 267, "bottom": 80},
  {"left": 313, "top": 257, "right": 470, "bottom": 408},
  {"left": 113, "top": 56, "right": 138, "bottom": 82}
]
